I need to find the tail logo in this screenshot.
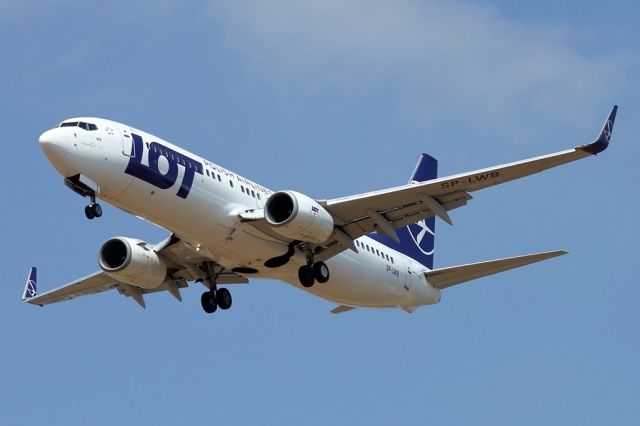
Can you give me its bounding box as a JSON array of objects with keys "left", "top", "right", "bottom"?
[
  {"left": 25, "top": 280, "right": 36, "bottom": 298},
  {"left": 407, "top": 219, "right": 435, "bottom": 255}
]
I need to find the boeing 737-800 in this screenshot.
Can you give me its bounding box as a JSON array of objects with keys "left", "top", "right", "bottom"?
[{"left": 23, "top": 106, "right": 617, "bottom": 314}]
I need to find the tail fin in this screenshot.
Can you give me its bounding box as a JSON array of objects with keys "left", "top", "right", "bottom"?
[
  {"left": 369, "top": 154, "right": 438, "bottom": 269},
  {"left": 22, "top": 267, "right": 37, "bottom": 300}
]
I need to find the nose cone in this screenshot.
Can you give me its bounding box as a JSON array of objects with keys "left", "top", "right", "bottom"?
[{"left": 39, "top": 128, "right": 71, "bottom": 175}]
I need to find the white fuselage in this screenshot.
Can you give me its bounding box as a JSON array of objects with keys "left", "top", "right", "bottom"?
[{"left": 39, "top": 117, "right": 441, "bottom": 310}]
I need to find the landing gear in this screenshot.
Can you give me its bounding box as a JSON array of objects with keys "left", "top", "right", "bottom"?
[
  {"left": 84, "top": 203, "right": 102, "bottom": 219},
  {"left": 298, "top": 265, "right": 315, "bottom": 287},
  {"left": 298, "top": 261, "right": 330, "bottom": 287},
  {"left": 313, "top": 261, "right": 330, "bottom": 283},
  {"left": 200, "top": 263, "right": 233, "bottom": 314},
  {"left": 201, "top": 291, "right": 217, "bottom": 313},
  {"left": 200, "top": 289, "right": 232, "bottom": 314},
  {"left": 216, "top": 288, "right": 232, "bottom": 310},
  {"left": 84, "top": 193, "right": 102, "bottom": 220}
]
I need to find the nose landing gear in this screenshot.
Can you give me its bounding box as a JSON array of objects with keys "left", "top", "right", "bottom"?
[{"left": 84, "top": 193, "right": 102, "bottom": 220}]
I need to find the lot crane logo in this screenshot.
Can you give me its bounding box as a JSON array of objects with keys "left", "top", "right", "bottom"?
[
  {"left": 407, "top": 219, "right": 435, "bottom": 255},
  {"left": 23, "top": 268, "right": 37, "bottom": 299}
]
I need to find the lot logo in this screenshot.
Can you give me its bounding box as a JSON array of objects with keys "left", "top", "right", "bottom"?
[{"left": 125, "top": 133, "right": 203, "bottom": 199}]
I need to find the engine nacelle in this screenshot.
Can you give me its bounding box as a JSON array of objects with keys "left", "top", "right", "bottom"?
[
  {"left": 264, "top": 191, "right": 334, "bottom": 244},
  {"left": 98, "top": 237, "right": 167, "bottom": 289}
]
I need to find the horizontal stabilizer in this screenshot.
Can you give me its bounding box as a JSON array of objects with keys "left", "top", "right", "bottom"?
[{"left": 425, "top": 250, "right": 567, "bottom": 290}]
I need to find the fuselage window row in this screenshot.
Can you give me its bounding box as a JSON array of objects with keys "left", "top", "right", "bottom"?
[{"left": 355, "top": 240, "right": 393, "bottom": 264}]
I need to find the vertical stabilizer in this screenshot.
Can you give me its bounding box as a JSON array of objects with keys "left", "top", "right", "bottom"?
[
  {"left": 22, "top": 267, "right": 37, "bottom": 300},
  {"left": 369, "top": 154, "right": 438, "bottom": 269}
]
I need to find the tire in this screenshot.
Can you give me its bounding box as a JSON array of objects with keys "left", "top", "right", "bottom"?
[
  {"left": 217, "top": 288, "right": 232, "bottom": 310},
  {"left": 298, "top": 266, "right": 315, "bottom": 288},
  {"left": 85, "top": 205, "right": 95, "bottom": 220},
  {"left": 92, "top": 203, "right": 103, "bottom": 218},
  {"left": 313, "top": 262, "right": 330, "bottom": 283},
  {"left": 201, "top": 292, "right": 217, "bottom": 313}
]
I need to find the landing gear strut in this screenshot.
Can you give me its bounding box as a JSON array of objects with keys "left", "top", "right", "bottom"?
[
  {"left": 84, "top": 193, "right": 102, "bottom": 220},
  {"left": 298, "top": 260, "right": 330, "bottom": 288}
]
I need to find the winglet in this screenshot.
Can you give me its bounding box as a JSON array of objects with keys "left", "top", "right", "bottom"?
[
  {"left": 22, "top": 267, "right": 37, "bottom": 301},
  {"left": 578, "top": 105, "right": 618, "bottom": 155}
]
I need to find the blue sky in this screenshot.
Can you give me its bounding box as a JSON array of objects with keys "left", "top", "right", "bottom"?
[{"left": 1, "top": 1, "right": 638, "bottom": 425}]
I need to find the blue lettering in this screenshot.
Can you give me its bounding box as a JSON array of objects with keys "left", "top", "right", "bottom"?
[{"left": 124, "top": 133, "right": 203, "bottom": 199}]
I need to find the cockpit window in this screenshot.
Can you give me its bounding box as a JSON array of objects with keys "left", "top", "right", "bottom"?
[{"left": 58, "top": 121, "right": 98, "bottom": 131}]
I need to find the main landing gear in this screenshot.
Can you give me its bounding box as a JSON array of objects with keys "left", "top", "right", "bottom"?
[
  {"left": 84, "top": 193, "right": 102, "bottom": 220},
  {"left": 201, "top": 287, "right": 232, "bottom": 314},
  {"left": 298, "top": 261, "right": 330, "bottom": 288},
  {"left": 200, "top": 265, "right": 233, "bottom": 314}
]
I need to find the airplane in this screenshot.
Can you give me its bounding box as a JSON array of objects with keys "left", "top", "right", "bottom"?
[{"left": 22, "top": 106, "right": 617, "bottom": 314}]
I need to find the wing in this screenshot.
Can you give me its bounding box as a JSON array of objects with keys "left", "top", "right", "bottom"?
[
  {"left": 23, "top": 235, "right": 248, "bottom": 308},
  {"left": 241, "top": 106, "right": 616, "bottom": 260},
  {"left": 325, "top": 106, "right": 617, "bottom": 245}
]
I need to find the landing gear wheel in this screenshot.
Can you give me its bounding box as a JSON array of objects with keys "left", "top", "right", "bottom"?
[
  {"left": 92, "top": 203, "right": 102, "bottom": 218},
  {"left": 84, "top": 203, "right": 102, "bottom": 220},
  {"left": 85, "top": 205, "right": 95, "bottom": 220},
  {"left": 313, "top": 262, "right": 330, "bottom": 283},
  {"left": 298, "top": 266, "right": 315, "bottom": 288},
  {"left": 201, "top": 291, "right": 217, "bottom": 314},
  {"left": 217, "top": 288, "right": 232, "bottom": 310}
]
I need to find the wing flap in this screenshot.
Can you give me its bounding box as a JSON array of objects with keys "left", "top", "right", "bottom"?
[{"left": 425, "top": 250, "right": 567, "bottom": 290}]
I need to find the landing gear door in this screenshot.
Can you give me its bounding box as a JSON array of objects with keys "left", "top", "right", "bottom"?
[{"left": 121, "top": 128, "right": 135, "bottom": 157}]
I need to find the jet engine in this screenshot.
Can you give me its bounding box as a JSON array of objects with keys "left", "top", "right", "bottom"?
[
  {"left": 264, "top": 191, "right": 334, "bottom": 244},
  {"left": 98, "top": 237, "right": 167, "bottom": 289}
]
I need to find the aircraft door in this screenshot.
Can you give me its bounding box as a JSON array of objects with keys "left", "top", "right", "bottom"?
[{"left": 120, "top": 128, "right": 135, "bottom": 157}]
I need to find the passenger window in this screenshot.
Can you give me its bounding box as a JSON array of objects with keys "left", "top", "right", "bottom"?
[
  {"left": 229, "top": 180, "right": 233, "bottom": 187},
  {"left": 206, "top": 170, "right": 210, "bottom": 177},
  {"left": 391, "top": 257, "right": 394, "bottom": 264},
  {"left": 251, "top": 190, "right": 256, "bottom": 197},
  {"left": 217, "top": 175, "right": 222, "bottom": 182},
  {"left": 257, "top": 193, "right": 261, "bottom": 200}
]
